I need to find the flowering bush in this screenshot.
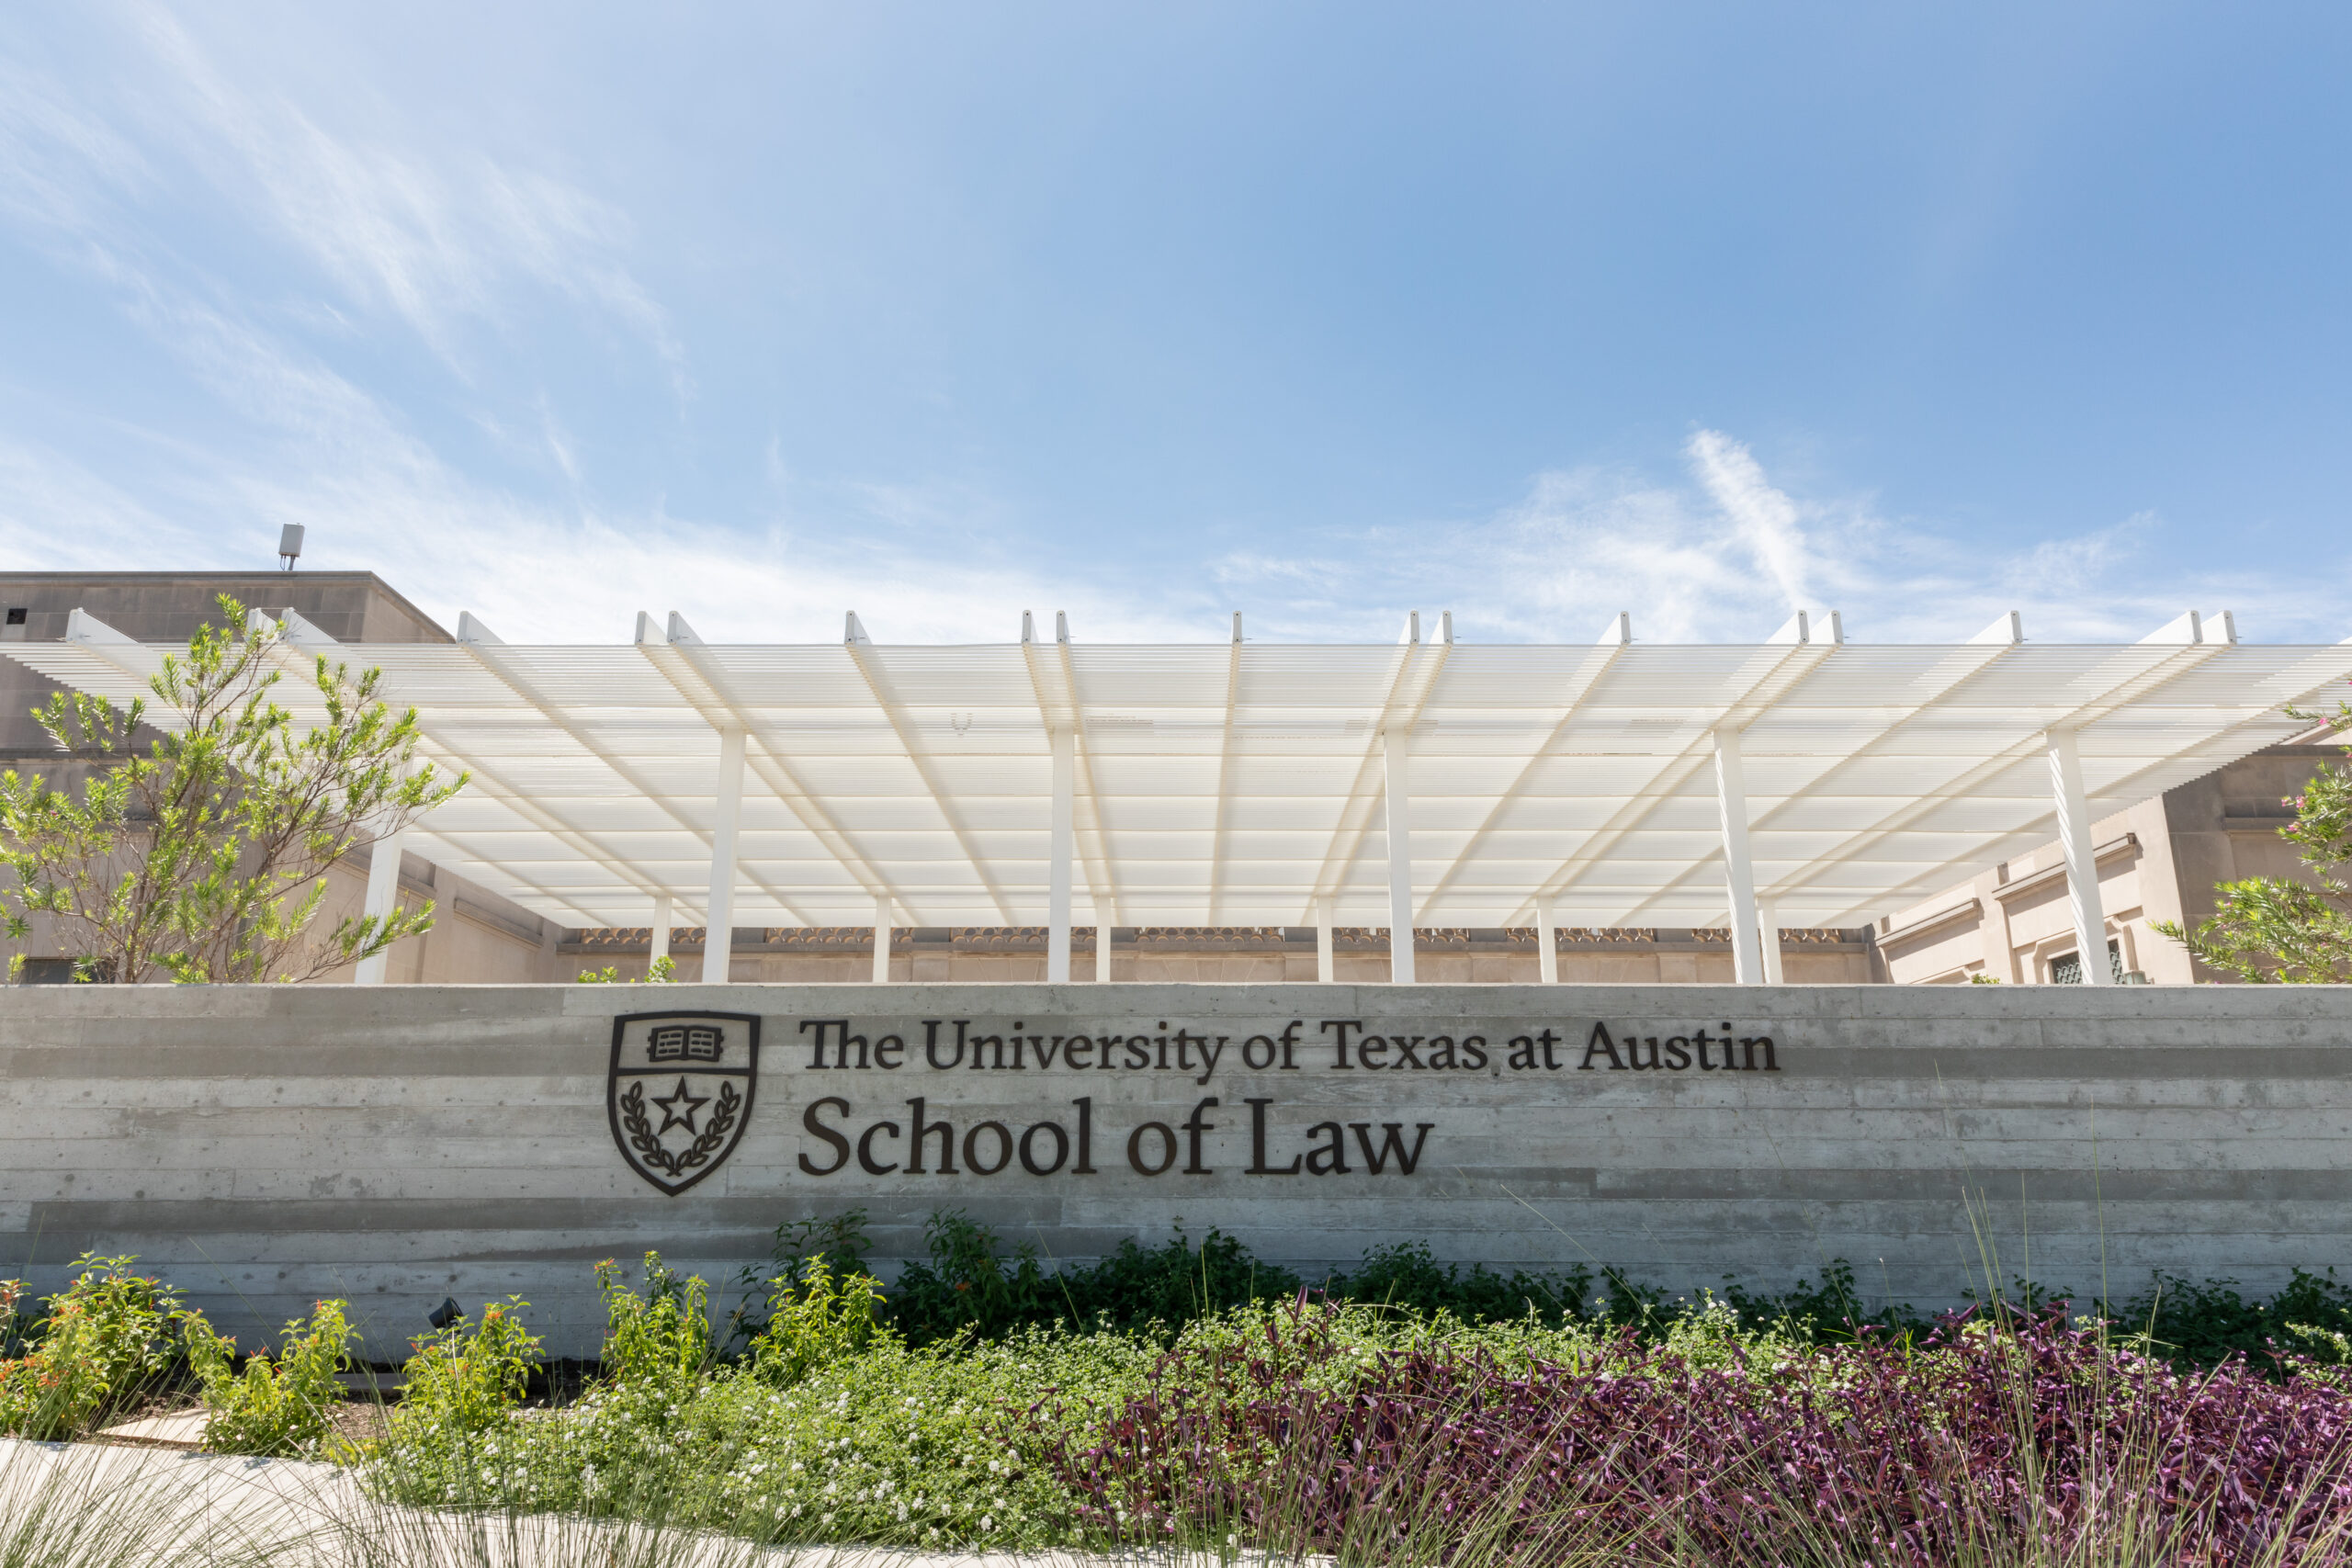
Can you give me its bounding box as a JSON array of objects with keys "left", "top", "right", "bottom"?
[
  {"left": 0, "top": 1254, "right": 182, "bottom": 1440},
  {"left": 179, "top": 1297, "right": 355, "bottom": 1456},
  {"left": 374, "top": 1296, "right": 542, "bottom": 1504},
  {"left": 513, "top": 1328, "right": 1129, "bottom": 1547}
]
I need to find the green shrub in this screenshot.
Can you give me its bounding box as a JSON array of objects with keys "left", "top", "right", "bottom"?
[
  {"left": 597, "top": 1252, "right": 715, "bottom": 1393},
  {"left": 888, "top": 1210, "right": 1063, "bottom": 1344},
  {"left": 1337, "top": 1239, "right": 1599, "bottom": 1325},
  {"left": 394, "top": 1297, "right": 539, "bottom": 1438},
  {"left": 179, "top": 1297, "right": 355, "bottom": 1456},
  {"left": 747, "top": 1254, "right": 883, "bottom": 1387},
  {"left": 880, "top": 1212, "right": 1346, "bottom": 1342},
  {"left": 2115, "top": 1267, "right": 2352, "bottom": 1367},
  {"left": 728, "top": 1210, "right": 874, "bottom": 1348},
  {"left": 576, "top": 956, "right": 677, "bottom": 983},
  {"left": 0, "top": 1254, "right": 182, "bottom": 1439}
]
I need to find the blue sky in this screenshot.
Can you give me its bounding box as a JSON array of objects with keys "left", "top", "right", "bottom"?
[{"left": 2, "top": 3, "right": 2347, "bottom": 644}]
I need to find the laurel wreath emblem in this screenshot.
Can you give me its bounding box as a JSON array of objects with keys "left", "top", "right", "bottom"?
[{"left": 619, "top": 1079, "right": 741, "bottom": 1179}]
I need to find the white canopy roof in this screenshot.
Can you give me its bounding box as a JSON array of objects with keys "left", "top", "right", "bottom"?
[{"left": 10, "top": 605, "right": 2348, "bottom": 931}]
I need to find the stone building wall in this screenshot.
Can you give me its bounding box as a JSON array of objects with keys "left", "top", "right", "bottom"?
[
  {"left": 558, "top": 926, "right": 1878, "bottom": 985},
  {"left": 1874, "top": 741, "right": 2339, "bottom": 986}
]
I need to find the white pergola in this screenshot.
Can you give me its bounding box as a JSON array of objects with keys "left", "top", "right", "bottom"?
[{"left": 10, "top": 604, "right": 2348, "bottom": 987}]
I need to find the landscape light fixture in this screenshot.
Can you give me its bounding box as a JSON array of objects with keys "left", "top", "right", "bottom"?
[
  {"left": 427, "top": 1296, "right": 461, "bottom": 1330},
  {"left": 277, "top": 524, "right": 304, "bottom": 572}
]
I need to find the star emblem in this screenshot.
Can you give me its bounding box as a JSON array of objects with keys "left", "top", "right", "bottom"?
[{"left": 650, "top": 1077, "right": 711, "bottom": 1134}]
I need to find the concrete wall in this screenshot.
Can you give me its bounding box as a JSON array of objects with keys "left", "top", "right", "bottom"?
[{"left": 3, "top": 982, "right": 2344, "bottom": 1358}]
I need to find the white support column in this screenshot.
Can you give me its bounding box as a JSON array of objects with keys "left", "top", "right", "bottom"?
[
  {"left": 1536, "top": 897, "right": 1559, "bottom": 984},
  {"left": 1046, "top": 725, "right": 1074, "bottom": 982},
  {"left": 353, "top": 829, "right": 407, "bottom": 985},
  {"left": 872, "top": 896, "right": 892, "bottom": 985},
  {"left": 1093, "top": 906, "right": 1113, "bottom": 982},
  {"left": 650, "top": 894, "right": 672, "bottom": 971},
  {"left": 2046, "top": 728, "right": 2114, "bottom": 985},
  {"left": 1382, "top": 727, "right": 1416, "bottom": 984},
  {"left": 1758, "top": 898, "right": 1784, "bottom": 985},
  {"left": 705, "top": 728, "right": 746, "bottom": 985},
  {"left": 1713, "top": 727, "right": 1764, "bottom": 984},
  {"left": 1316, "top": 896, "right": 1336, "bottom": 983}
]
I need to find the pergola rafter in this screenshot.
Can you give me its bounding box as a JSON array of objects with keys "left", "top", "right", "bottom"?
[
  {"left": 454, "top": 613, "right": 817, "bottom": 926},
  {"left": 1303, "top": 612, "right": 1453, "bottom": 922},
  {"left": 1421, "top": 612, "right": 1629, "bottom": 919},
  {"left": 842, "top": 613, "right": 1018, "bottom": 925},
  {"left": 1771, "top": 619, "right": 2238, "bottom": 926},
  {"left": 266, "top": 609, "right": 647, "bottom": 928},
  {"left": 1526, "top": 611, "right": 1836, "bottom": 920},
  {"left": 639, "top": 611, "right": 910, "bottom": 919}
]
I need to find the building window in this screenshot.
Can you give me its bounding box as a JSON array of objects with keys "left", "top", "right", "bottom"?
[
  {"left": 17, "top": 957, "right": 116, "bottom": 984},
  {"left": 4, "top": 608, "right": 25, "bottom": 625},
  {"left": 2051, "top": 940, "right": 2123, "bottom": 986}
]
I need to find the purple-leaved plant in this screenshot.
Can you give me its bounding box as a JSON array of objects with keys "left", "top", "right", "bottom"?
[{"left": 1040, "top": 1301, "right": 2352, "bottom": 1565}]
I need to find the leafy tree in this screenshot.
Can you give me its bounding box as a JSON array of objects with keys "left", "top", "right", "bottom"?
[
  {"left": 2154, "top": 692, "right": 2352, "bottom": 982},
  {"left": 0, "top": 594, "right": 465, "bottom": 982}
]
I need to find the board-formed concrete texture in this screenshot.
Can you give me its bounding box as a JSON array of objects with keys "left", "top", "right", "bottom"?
[{"left": 3, "top": 983, "right": 2346, "bottom": 1357}]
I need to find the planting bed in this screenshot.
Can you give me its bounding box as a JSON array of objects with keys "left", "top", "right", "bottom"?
[{"left": 4, "top": 1220, "right": 2351, "bottom": 1565}]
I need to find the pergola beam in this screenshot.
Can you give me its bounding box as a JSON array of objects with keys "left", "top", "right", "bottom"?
[
  {"left": 1533, "top": 611, "right": 1834, "bottom": 918},
  {"left": 1777, "top": 613, "right": 2233, "bottom": 925},
  {"left": 639, "top": 611, "right": 912, "bottom": 919},
  {"left": 1623, "top": 609, "right": 2024, "bottom": 924},
  {"left": 1020, "top": 613, "right": 1123, "bottom": 931},
  {"left": 263, "top": 610, "right": 634, "bottom": 927},
  {"left": 1422, "top": 612, "right": 1629, "bottom": 917},
  {"left": 1303, "top": 610, "right": 1452, "bottom": 924},
  {"left": 844, "top": 612, "right": 1019, "bottom": 924},
  {"left": 456, "top": 614, "right": 816, "bottom": 926}
]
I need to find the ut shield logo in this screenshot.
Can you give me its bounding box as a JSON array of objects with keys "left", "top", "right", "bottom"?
[{"left": 607, "top": 1011, "right": 761, "bottom": 1195}]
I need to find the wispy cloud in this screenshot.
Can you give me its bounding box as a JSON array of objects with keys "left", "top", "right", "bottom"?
[
  {"left": 1209, "top": 431, "right": 2352, "bottom": 645},
  {"left": 0, "top": 6, "right": 683, "bottom": 397},
  {"left": 0, "top": 54, "right": 152, "bottom": 236},
  {"left": 1685, "top": 429, "right": 1815, "bottom": 612}
]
